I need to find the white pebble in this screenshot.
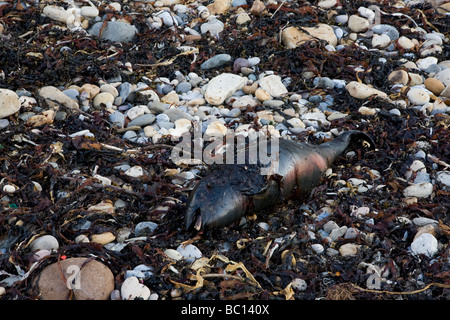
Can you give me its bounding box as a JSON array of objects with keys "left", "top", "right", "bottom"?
[
  {"left": 411, "top": 233, "right": 438, "bottom": 258},
  {"left": 311, "top": 243, "right": 324, "bottom": 254},
  {"left": 2, "top": 184, "right": 18, "bottom": 193},
  {"left": 30, "top": 235, "right": 59, "bottom": 252},
  {"left": 339, "top": 243, "right": 360, "bottom": 257},
  {"left": 121, "top": 276, "right": 151, "bottom": 300},
  {"left": 407, "top": 88, "right": 430, "bottom": 105},
  {"left": 403, "top": 182, "right": 433, "bottom": 198},
  {"left": 124, "top": 166, "right": 144, "bottom": 178},
  {"left": 176, "top": 243, "right": 202, "bottom": 262}
]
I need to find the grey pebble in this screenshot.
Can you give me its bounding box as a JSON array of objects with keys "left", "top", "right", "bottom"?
[
  {"left": 89, "top": 21, "right": 137, "bottom": 42},
  {"left": 175, "top": 81, "right": 192, "bottom": 94},
  {"left": 372, "top": 24, "right": 399, "bottom": 40},
  {"left": 110, "top": 111, "right": 125, "bottom": 128},
  {"left": 313, "top": 77, "right": 334, "bottom": 89},
  {"left": 54, "top": 111, "right": 67, "bottom": 121},
  {"left": 118, "top": 82, "right": 133, "bottom": 101},
  {"left": 164, "top": 108, "right": 192, "bottom": 122},
  {"left": 135, "top": 221, "right": 158, "bottom": 237},
  {"left": 122, "top": 130, "right": 138, "bottom": 141},
  {"left": 128, "top": 113, "right": 156, "bottom": 127},
  {"left": 201, "top": 54, "right": 232, "bottom": 70},
  {"left": 0, "top": 119, "right": 9, "bottom": 130},
  {"left": 62, "top": 88, "right": 80, "bottom": 100}
]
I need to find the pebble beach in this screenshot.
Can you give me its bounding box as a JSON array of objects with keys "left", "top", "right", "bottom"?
[{"left": 0, "top": 0, "right": 449, "bottom": 300}]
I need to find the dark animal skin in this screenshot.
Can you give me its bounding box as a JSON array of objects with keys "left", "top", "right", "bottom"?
[{"left": 185, "top": 130, "right": 375, "bottom": 230}]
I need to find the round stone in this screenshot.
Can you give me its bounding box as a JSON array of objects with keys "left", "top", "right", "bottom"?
[
  {"left": 407, "top": 88, "right": 430, "bottom": 105},
  {"left": 403, "top": 182, "right": 433, "bottom": 198},
  {"left": 372, "top": 34, "right": 391, "bottom": 48},
  {"left": 135, "top": 221, "right": 158, "bottom": 237},
  {"left": 424, "top": 78, "right": 445, "bottom": 96},
  {"left": 388, "top": 70, "right": 409, "bottom": 85},
  {"left": 121, "top": 276, "right": 151, "bottom": 300},
  {"left": 411, "top": 233, "right": 438, "bottom": 258},
  {"left": 37, "top": 257, "right": 114, "bottom": 300},
  {"left": 93, "top": 92, "right": 115, "bottom": 108},
  {"left": 397, "top": 36, "right": 415, "bottom": 50},
  {"left": 348, "top": 15, "right": 369, "bottom": 33},
  {"left": 30, "top": 235, "right": 59, "bottom": 252}
]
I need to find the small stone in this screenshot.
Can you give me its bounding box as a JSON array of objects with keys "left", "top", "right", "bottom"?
[
  {"left": 128, "top": 113, "right": 156, "bottom": 127},
  {"left": 433, "top": 68, "right": 450, "bottom": 87},
  {"left": 291, "top": 278, "right": 307, "bottom": 291},
  {"left": 345, "top": 81, "right": 388, "bottom": 100},
  {"left": 414, "top": 224, "right": 436, "bottom": 241},
  {"left": 398, "top": 36, "right": 415, "bottom": 50},
  {"left": 330, "top": 226, "right": 348, "bottom": 241},
  {"left": 176, "top": 243, "right": 202, "bottom": 262},
  {"left": 403, "top": 182, "right": 433, "bottom": 198},
  {"left": 122, "top": 130, "right": 137, "bottom": 141},
  {"left": 121, "top": 276, "right": 151, "bottom": 300},
  {"left": 413, "top": 217, "right": 439, "bottom": 227},
  {"left": 436, "top": 171, "right": 450, "bottom": 190},
  {"left": 408, "top": 73, "right": 424, "bottom": 86},
  {"left": 358, "top": 106, "right": 377, "bottom": 116},
  {"left": 100, "top": 84, "right": 119, "bottom": 97},
  {"left": 372, "top": 24, "right": 399, "bottom": 41},
  {"left": 80, "top": 6, "right": 99, "bottom": 19},
  {"left": 201, "top": 54, "right": 232, "bottom": 70},
  {"left": 30, "top": 235, "right": 59, "bottom": 252},
  {"left": 254, "top": 88, "right": 271, "bottom": 101},
  {"left": 164, "top": 249, "right": 183, "bottom": 261},
  {"left": 75, "top": 235, "right": 90, "bottom": 244},
  {"left": 93, "top": 92, "right": 115, "bottom": 108},
  {"left": 416, "top": 57, "right": 439, "bottom": 71},
  {"left": 205, "top": 121, "right": 228, "bottom": 137},
  {"left": 232, "top": 95, "right": 258, "bottom": 110},
  {"left": 80, "top": 84, "right": 100, "bottom": 99},
  {"left": 344, "top": 227, "right": 360, "bottom": 239},
  {"left": 388, "top": 70, "right": 409, "bottom": 85},
  {"left": 124, "top": 165, "right": 144, "bottom": 178},
  {"left": 89, "top": 21, "right": 137, "bottom": 42},
  {"left": 323, "top": 221, "right": 339, "bottom": 233},
  {"left": 135, "top": 221, "right": 158, "bottom": 237},
  {"left": 250, "top": 0, "right": 265, "bottom": 15},
  {"left": 407, "top": 88, "right": 430, "bottom": 105},
  {"left": 441, "top": 85, "right": 450, "bottom": 98},
  {"left": 348, "top": 15, "right": 369, "bottom": 33},
  {"left": 88, "top": 199, "right": 115, "bottom": 214},
  {"left": 233, "top": 58, "right": 251, "bottom": 73},
  {"left": 207, "top": 0, "right": 232, "bottom": 15},
  {"left": 204, "top": 73, "right": 246, "bottom": 105},
  {"left": 311, "top": 243, "right": 324, "bottom": 254},
  {"left": 90, "top": 232, "right": 115, "bottom": 245},
  {"left": 259, "top": 75, "right": 288, "bottom": 98},
  {"left": 37, "top": 257, "right": 114, "bottom": 300},
  {"left": 281, "top": 24, "right": 338, "bottom": 48},
  {"left": 38, "top": 86, "right": 79, "bottom": 110},
  {"left": 109, "top": 111, "right": 125, "bottom": 128},
  {"left": 157, "top": 11, "right": 178, "bottom": 27},
  {"left": 200, "top": 18, "right": 224, "bottom": 37},
  {"left": 424, "top": 78, "right": 445, "bottom": 95},
  {"left": 3, "top": 184, "right": 18, "bottom": 193},
  {"left": 411, "top": 233, "right": 438, "bottom": 258},
  {"left": 372, "top": 34, "right": 391, "bottom": 48},
  {"left": 43, "top": 5, "right": 72, "bottom": 24},
  {"left": 339, "top": 243, "right": 360, "bottom": 257},
  {"left": 236, "top": 12, "right": 251, "bottom": 25},
  {"left": 318, "top": 0, "right": 337, "bottom": 9},
  {"left": 0, "top": 89, "right": 21, "bottom": 119}
]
